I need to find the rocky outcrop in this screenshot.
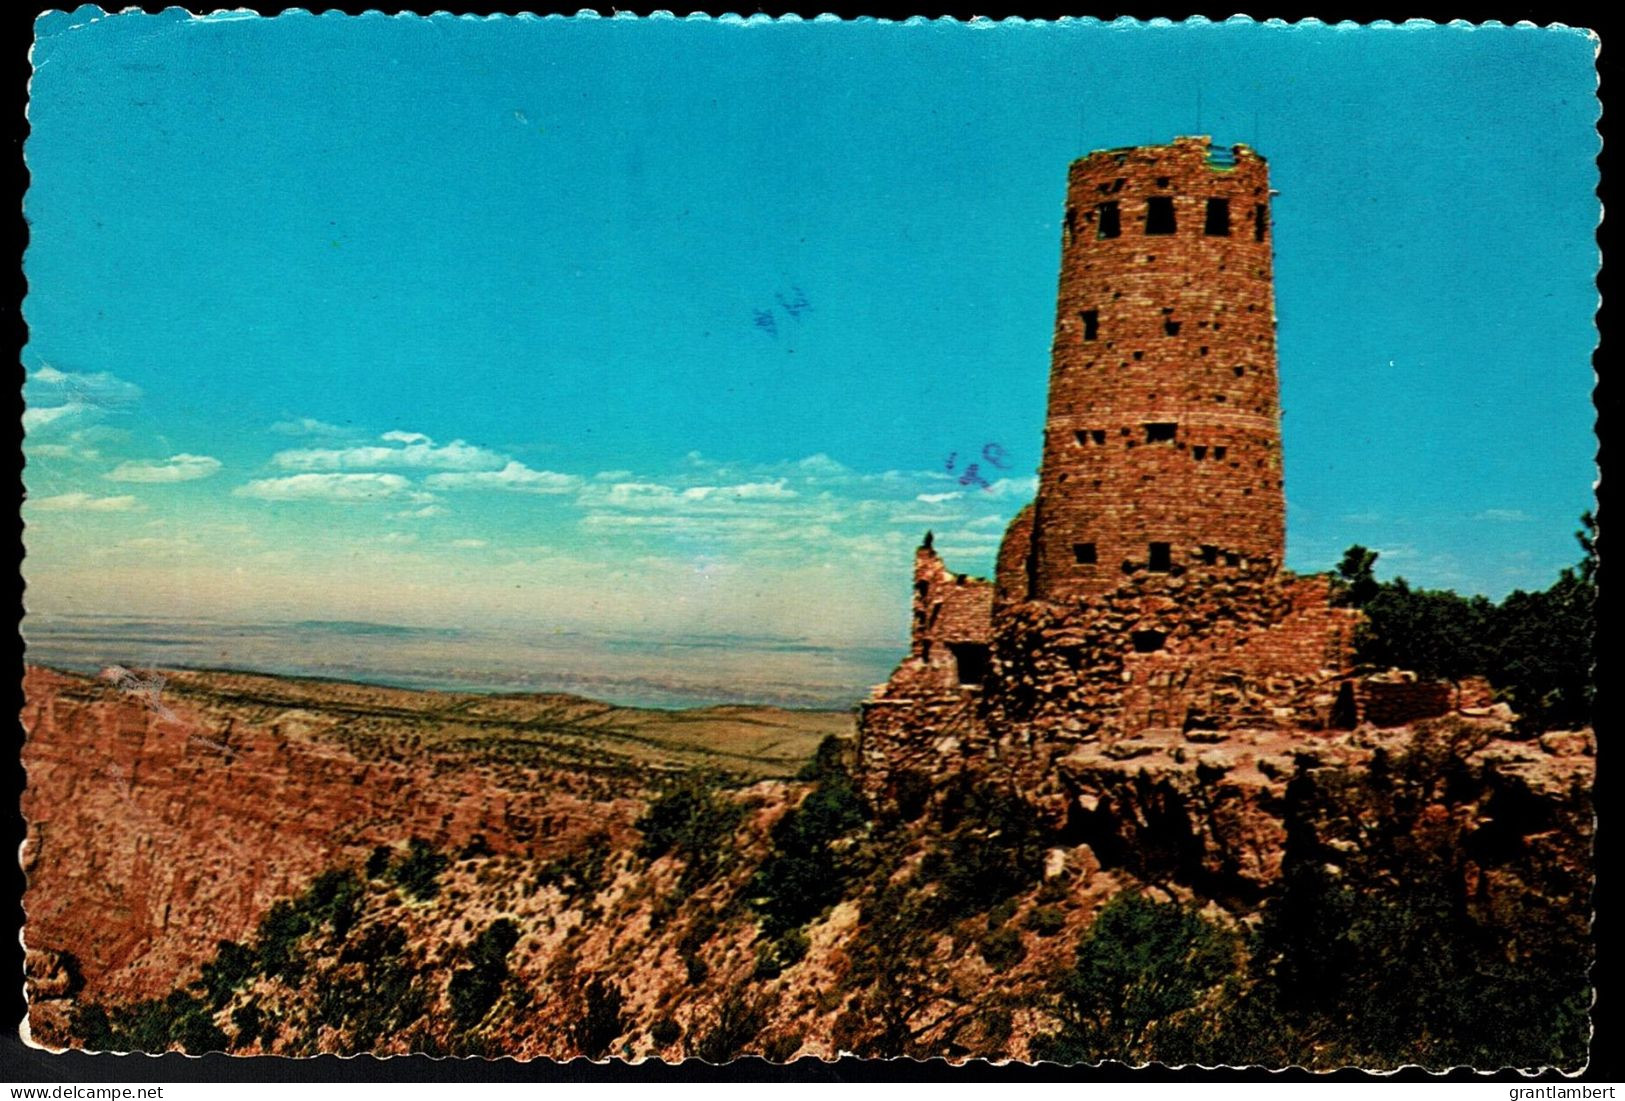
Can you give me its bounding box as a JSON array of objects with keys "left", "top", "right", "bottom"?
[{"left": 1054, "top": 716, "right": 1594, "bottom": 908}]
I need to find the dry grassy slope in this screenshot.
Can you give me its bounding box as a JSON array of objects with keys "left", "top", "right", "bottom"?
[{"left": 153, "top": 667, "right": 849, "bottom": 779}]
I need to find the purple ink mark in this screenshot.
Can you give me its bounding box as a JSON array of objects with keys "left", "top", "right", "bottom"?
[
  {"left": 753, "top": 308, "right": 778, "bottom": 338},
  {"left": 957, "top": 463, "right": 990, "bottom": 491},
  {"left": 944, "top": 451, "right": 958, "bottom": 473},
  {"left": 775, "top": 286, "right": 811, "bottom": 319},
  {"left": 981, "top": 442, "right": 1009, "bottom": 469}
]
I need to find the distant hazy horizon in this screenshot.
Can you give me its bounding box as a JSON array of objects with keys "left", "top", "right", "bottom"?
[{"left": 23, "top": 612, "right": 900, "bottom": 710}]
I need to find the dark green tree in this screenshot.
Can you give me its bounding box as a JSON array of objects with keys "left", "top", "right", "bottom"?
[
  {"left": 571, "top": 978, "right": 627, "bottom": 1060},
  {"left": 635, "top": 774, "right": 744, "bottom": 891},
  {"left": 1033, "top": 892, "right": 1237, "bottom": 1065}
]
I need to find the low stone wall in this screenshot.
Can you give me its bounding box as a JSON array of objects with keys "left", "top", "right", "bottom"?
[{"left": 1357, "top": 678, "right": 1454, "bottom": 728}]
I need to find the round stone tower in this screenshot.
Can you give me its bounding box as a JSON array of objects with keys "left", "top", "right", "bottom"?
[{"left": 1028, "top": 135, "right": 1285, "bottom": 603}]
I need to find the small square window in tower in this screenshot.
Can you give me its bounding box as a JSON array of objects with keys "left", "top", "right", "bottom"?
[
  {"left": 948, "top": 642, "right": 991, "bottom": 688},
  {"left": 1204, "top": 198, "right": 1231, "bottom": 236},
  {"left": 1145, "top": 196, "right": 1176, "bottom": 235},
  {"left": 1131, "top": 630, "right": 1166, "bottom": 653},
  {"left": 1144, "top": 422, "right": 1176, "bottom": 443},
  {"left": 1148, "top": 542, "right": 1172, "bottom": 572},
  {"left": 1080, "top": 310, "right": 1099, "bottom": 341},
  {"left": 1096, "top": 201, "right": 1121, "bottom": 239},
  {"left": 1073, "top": 542, "right": 1097, "bottom": 565},
  {"left": 1253, "top": 203, "right": 1269, "bottom": 242}
]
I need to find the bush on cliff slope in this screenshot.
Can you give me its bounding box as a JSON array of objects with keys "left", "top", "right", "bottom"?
[
  {"left": 449, "top": 918, "right": 521, "bottom": 1030},
  {"left": 750, "top": 742, "right": 868, "bottom": 935},
  {"left": 636, "top": 772, "right": 745, "bottom": 891},
  {"left": 1033, "top": 892, "right": 1237, "bottom": 1066}
]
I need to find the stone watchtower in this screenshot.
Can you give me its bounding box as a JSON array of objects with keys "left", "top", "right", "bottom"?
[
  {"left": 1029, "top": 136, "right": 1284, "bottom": 602},
  {"left": 858, "top": 138, "right": 1372, "bottom": 809}
]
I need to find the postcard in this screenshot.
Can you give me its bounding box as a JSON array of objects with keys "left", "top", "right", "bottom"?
[{"left": 19, "top": 10, "right": 1600, "bottom": 1072}]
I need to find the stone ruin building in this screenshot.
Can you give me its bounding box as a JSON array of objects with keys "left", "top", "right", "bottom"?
[{"left": 857, "top": 136, "right": 1461, "bottom": 813}]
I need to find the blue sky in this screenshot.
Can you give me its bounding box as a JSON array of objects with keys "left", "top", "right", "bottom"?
[{"left": 23, "top": 11, "right": 1599, "bottom": 648}]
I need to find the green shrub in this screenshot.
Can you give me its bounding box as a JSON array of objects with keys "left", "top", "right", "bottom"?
[
  {"left": 925, "top": 784, "right": 1049, "bottom": 920},
  {"left": 571, "top": 978, "right": 626, "bottom": 1060},
  {"left": 636, "top": 775, "right": 744, "bottom": 891},
  {"left": 1333, "top": 518, "right": 1595, "bottom": 733},
  {"left": 365, "top": 845, "right": 393, "bottom": 880},
  {"left": 979, "top": 926, "right": 1026, "bottom": 971},
  {"left": 1026, "top": 905, "right": 1066, "bottom": 937},
  {"left": 986, "top": 899, "right": 1018, "bottom": 930},
  {"left": 750, "top": 773, "right": 868, "bottom": 935},
  {"left": 391, "top": 838, "right": 449, "bottom": 901},
  {"left": 229, "top": 1002, "right": 263, "bottom": 1050},
  {"left": 1033, "top": 892, "right": 1237, "bottom": 1065},
  {"left": 763, "top": 1031, "right": 805, "bottom": 1062},
  {"left": 649, "top": 1016, "right": 682, "bottom": 1049},
  {"left": 198, "top": 939, "right": 257, "bottom": 1008},
  {"left": 775, "top": 927, "right": 810, "bottom": 968},
  {"left": 304, "top": 869, "right": 363, "bottom": 937},
  {"left": 449, "top": 918, "right": 522, "bottom": 1031},
  {"left": 72, "top": 990, "right": 229, "bottom": 1055},
  {"left": 796, "top": 733, "right": 851, "bottom": 782},
  {"left": 254, "top": 898, "right": 313, "bottom": 981},
  {"left": 752, "top": 942, "right": 783, "bottom": 981},
  {"left": 694, "top": 990, "right": 767, "bottom": 1063}
]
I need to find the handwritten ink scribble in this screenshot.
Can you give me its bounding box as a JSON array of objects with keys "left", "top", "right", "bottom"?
[
  {"left": 943, "top": 442, "right": 1006, "bottom": 490},
  {"left": 957, "top": 463, "right": 989, "bottom": 490},
  {"left": 752, "top": 285, "right": 810, "bottom": 339},
  {"left": 775, "top": 286, "right": 811, "bottom": 319},
  {"left": 99, "top": 665, "right": 175, "bottom": 721}
]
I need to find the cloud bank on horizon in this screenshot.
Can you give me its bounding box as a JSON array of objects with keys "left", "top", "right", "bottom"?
[{"left": 21, "top": 14, "right": 1599, "bottom": 644}]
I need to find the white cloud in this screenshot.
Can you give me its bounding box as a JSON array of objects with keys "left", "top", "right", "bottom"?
[
  {"left": 1475, "top": 508, "right": 1531, "bottom": 523},
  {"left": 28, "top": 442, "right": 101, "bottom": 461},
  {"left": 916, "top": 491, "right": 962, "bottom": 504},
  {"left": 271, "top": 416, "right": 352, "bottom": 437},
  {"left": 597, "top": 479, "right": 798, "bottom": 510},
  {"left": 425, "top": 461, "right": 582, "bottom": 494},
  {"left": 797, "top": 453, "right": 850, "bottom": 476},
  {"left": 27, "top": 492, "right": 142, "bottom": 512},
  {"left": 381, "top": 532, "right": 419, "bottom": 545},
  {"left": 23, "top": 403, "right": 91, "bottom": 432},
  {"left": 984, "top": 476, "right": 1038, "bottom": 499},
  {"left": 106, "top": 453, "right": 222, "bottom": 483},
  {"left": 29, "top": 365, "right": 143, "bottom": 406},
  {"left": 450, "top": 538, "right": 488, "bottom": 548},
  {"left": 233, "top": 472, "right": 424, "bottom": 502},
  {"left": 395, "top": 504, "right": 448, "bottom": 519},
  {"left": 273, "top": 432, "right": 507, "bottom": 473},
  {"left": 26, "top": 367, "right": 144, "bottom": 439}
]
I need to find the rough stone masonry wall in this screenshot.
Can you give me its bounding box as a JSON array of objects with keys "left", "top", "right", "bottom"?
[
  {"left": 905, "top": 535, "right": 995, "bottom": 691},
  {"left": 985, "top": 568, "right": 1359, "bottom": 748},
  {"left": 853, "top": 537, "right": 998, "bottom": 804},
  {"left": 1032, "top": 136, "right": 1285, "bottom": 602}
]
